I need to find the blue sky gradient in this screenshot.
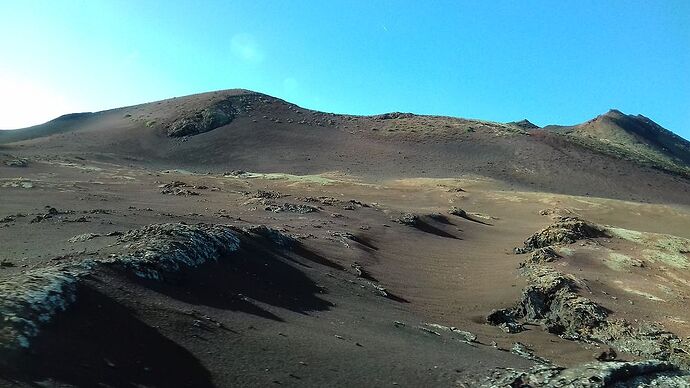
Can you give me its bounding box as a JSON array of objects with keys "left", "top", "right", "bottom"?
[{"left": 1, "top": 1, "right": 688, "bottom": 139}]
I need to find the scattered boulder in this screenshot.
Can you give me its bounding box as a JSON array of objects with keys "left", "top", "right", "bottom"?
[
  {"left": 160, "top": 181, "right": 189, "bottom": 189},
  {"left": 264, "top": 203, "right": 318, "bottom": 214},
  {"left": 160, "top": 188, "right": 199, "bottom": 196},
  {"left": 595, "top": 347, "right": 618, "bottom": 361},
  {"left": 68, "top": 233, "right": 100, "bottom": 243},
  {"left": 29, "top": 207, "right": 71, "bottom": 223},
  {"left": 449, "top": 207, "right": 467, "bottom": 218},
  {"left": 487, "top": 309, "right": 524, "bottom": 333},
  {"left": 393, "top": 213, "right": 419, "bottom": 226},
  {"left": 0, "top": 213, "right": 25, "bottom": 224},
  {"left": 373, "top": 112, "right": 416, "bottom": 120},
  {"left": 224, "top": 170, "right": 247, "bottom": 177},
  {"left": 158, "top": 181, "right": 200, "bottom": 196},
  {"left": 422, "top": 323, "right": 477, "bottom": 343},
  {"left": 253, "top": 190, "right": 286, "bottom": 199},
  {"left": 4, "top": 159, "right": 28, "bottom": 167}
]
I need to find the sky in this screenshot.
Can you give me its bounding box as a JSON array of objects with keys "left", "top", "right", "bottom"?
[{"left": 0, "top": 1, "right": 688, "bottom": 139}]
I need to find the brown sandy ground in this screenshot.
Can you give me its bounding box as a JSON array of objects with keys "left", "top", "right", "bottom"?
[{"left": 1, "top": 156, "right": 689, "bottom": 386}]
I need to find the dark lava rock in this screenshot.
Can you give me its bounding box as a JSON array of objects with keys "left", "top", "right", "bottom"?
[
  {"left": 168, "top": 99, "right": 238, "bottom": 137},
  {"left": 487, "top": 309, "right": 524, "bottom": 333},
  {"left": 485, "top": 359, "right": 690, "bottom": 387},
  {"left": 254, "top": 190, "right": 286, "bottom": 199},
  {"left": 528, "top": 247, "right": 560, "bottom": 264},
  {"left": 487, "top": 266, "right": 608, "bottom": 338},
  {"left": 595, "top": 347, "right": 617, "bottom": 361},
  {"left": 517, "top": 217, "right": 606, "bottom": 253},
  {"left": 449, "top": 207, "right": 467, "bottom": 218},
  {"left": 516, "top": 267, "right": 609, "bottom": 337},
  {"left": 4, "top": 159, "right": 28, "bottom": 167},
  {"left": 393, "top": 213, "right": 419, "bottom": 226},
  {"left": 264, "top": 203, "right": 318, "bottom": 214}
]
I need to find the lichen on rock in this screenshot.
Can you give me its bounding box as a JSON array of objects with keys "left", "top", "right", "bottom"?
[
  {"left": 493, "top": 217, "right": 690, "bottom": 368},
  {"left": 484, "top": 359, "right": 690, "bottom": 387},
  {"left": 488, "top": 266, "right": 608, "bottom": 338},
  {"left": 515, "top": 216, "right": 606, "bottom": 254},
  {"left": 0, "top": 265, "right": 87, "bottom": 353},
  {"left": 103, "top": 223, "right": 242, "bottom": 280}
]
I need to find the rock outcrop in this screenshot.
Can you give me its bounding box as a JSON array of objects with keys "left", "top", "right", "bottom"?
[
  {"left": 0, "top": 222, "right": 290, "bottom": 356},
  {"left": 485, "top": 359, "right": 690, "bottom": 387},
  {"left": 515, "top": 217, "right": 606, "bottom": 253},
  {"left": 167, "top": 98, "right": 238, "bottom": 137},
  {"left": 493, "top": 217, "right": 690, "bottom": 369},
  {"left": 488, "top": 266, "right": 608, "bottom": 338},
  {"left": 0, "top": 265, "right": 87, "bottom": 354},
  {"left": 102, "top": 223, "right": 242, "bottom": 280}
]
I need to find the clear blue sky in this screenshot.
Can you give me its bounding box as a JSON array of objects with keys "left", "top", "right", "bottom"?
[{"left": 1, "top": 1, "right": 688, "bottom": 139}]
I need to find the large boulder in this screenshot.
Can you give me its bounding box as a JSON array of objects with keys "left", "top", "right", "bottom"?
[{"left": 168, "top": 99, "right": 237, "bottom": 137}]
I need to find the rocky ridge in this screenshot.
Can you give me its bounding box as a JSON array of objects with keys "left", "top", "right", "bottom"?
[{"left": 0, "top": 222, "right": 293, "bottom": 359}]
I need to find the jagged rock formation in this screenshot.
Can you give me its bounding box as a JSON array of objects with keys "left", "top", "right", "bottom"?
[
  {"left": 102, "top": 223, "right": 242, "bottom": 280},
  {"left": 0, "top": 222, "right": 299, "bottom": 358},
  {"left": 485, "top": 360, "right": 690, "bottom": 387},
  {"left": 0, "top": 265, "right": 87, "bottom": 354},
  {"left": 492, "top": 217, "right": 690, "bottom": 368},
  {"left": 515, "top": 217, "right": 606, "bottom": 253},
  {"left": 525, "top": 246, "right": 560, "bottom": 264},
  {"left": 487, "top": 266, "right": 608, "bottom": 337}
]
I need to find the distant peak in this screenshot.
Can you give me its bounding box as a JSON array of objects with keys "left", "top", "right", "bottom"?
[
  {"left": 508, "top": 119, "right": 540, "bottom": 129},
  {"left": 604, "top": 109, "right": 625, "bottom": 117}
]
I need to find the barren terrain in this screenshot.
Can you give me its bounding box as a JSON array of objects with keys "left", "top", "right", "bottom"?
[{"left": 1, "top": 90, "right": 690, "bottom": 387}]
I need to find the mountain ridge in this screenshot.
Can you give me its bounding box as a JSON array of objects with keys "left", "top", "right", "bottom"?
[
  {"left": 1, "top": 89, "right": 689, "bottom": 204},
  {"left": 543, "top": 108, "right": 690, "bottom": 176}
]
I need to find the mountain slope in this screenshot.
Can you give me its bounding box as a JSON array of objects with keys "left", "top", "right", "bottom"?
[
  {"left": 544, "top": 109, "right": 690, "bottom": 176},
  {"left": 1, "top": 89, "right": 689, "bottom": 204},
  {"left": 0, "top": 113, "right": 95, "bottom": 143}
]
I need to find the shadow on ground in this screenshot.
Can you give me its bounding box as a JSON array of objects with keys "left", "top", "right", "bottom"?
[
  {"left": 133, "top": 239, "right": 334, "bottom": 320},
  {"left": 0, "top": 284, "right": 215, "bottom": 388},
  {"left": 414, "top": 216, "right": 461, "bottom": 239}
]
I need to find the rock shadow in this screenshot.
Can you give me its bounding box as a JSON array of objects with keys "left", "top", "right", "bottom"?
[
  {"left": 349, "top": 234, "right": 379, "bottom": 251},
  {"left": 292, "top": 244, "right": 346, "bottom": 270},
  {"left": 0, "top": 284, "right": 215, "bottom": 388},
  {"left": 133, "top": 241, "right": 334, "bottom": 319},
  {"left": 414, "top": 217, "right": 461, "bottom": 239}
]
